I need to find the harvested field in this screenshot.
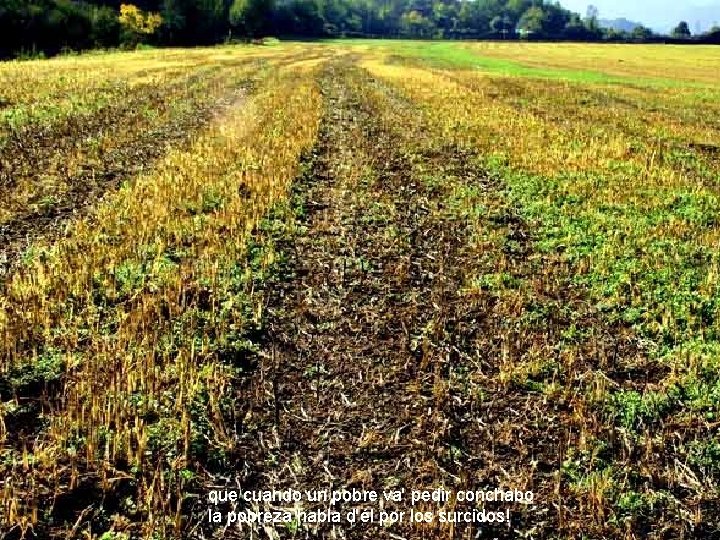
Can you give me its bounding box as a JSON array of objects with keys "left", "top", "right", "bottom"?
[{"left": 0, "top": 42, "right": 719, "bottom": 540}]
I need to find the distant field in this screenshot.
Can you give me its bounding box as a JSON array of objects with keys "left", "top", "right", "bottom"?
[{"left": 1, "top": 41, "right": 719, "bottom": 539}]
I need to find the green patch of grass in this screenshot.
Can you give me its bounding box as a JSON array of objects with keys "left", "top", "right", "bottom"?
[
  {"left": 563, "top": 457, "right": 614, "bottom": 495},
  {"left": 491, "top": 160, "right": 720, "bottom": 351},
  {"left": 361, "top": 200, "right": 395, "bottom": 225},
  {"left": 688, "top": 436, "right": 720, "bottom": 476},
  {"left": 365, "top": 41, "right": 690, "bottom": 87},
  {"left": 521, "top": 359, "right": 561, "bottom": 391},
  {"left": 99, "top": 532, "right": 130, "bottom": 540},
  {"left": 613, "top": 490, "right": 666, "bottom": 522},
  {"left": 606, "top": 388, "right": 678, "bottom": 431},
  {"left": 467, "top": 271, "right": 521, "bottom": 293},
  {"left": 446, "top": 183, "right": 487, "bottom": 219},
  {"left": 105, "top": 254, "right": 179, "bottom": 300},
  {"left": 0, "top": 349, "right": 71, "bottom": 397}
]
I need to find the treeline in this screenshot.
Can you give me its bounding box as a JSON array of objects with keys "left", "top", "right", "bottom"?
[{"left": 2, "top": 0, "right": 720, "bottom": 59}]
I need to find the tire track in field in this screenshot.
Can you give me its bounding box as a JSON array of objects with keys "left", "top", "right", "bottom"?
[{"left": 216, "top": 61, "right": 576, "bottom": 540}]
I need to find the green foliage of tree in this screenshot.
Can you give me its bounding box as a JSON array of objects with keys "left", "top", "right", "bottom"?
[
  {"left": 705, "top": 26, "right": 720, "bottom": 44},
  {"left": 0, "top": 0, "right": 669, "bottom": 58},
  {"left": 159, "top": 0, "right": 186, "bottom": 41},
  {"left": 672, "top": 20, "right": 691, "bottom": 38},
  {"left": 400, "top": 9, "right": 434, "bottom": 37},
  {"left": 230, "top": 0, "right": 274, "bottom": 36},
  {"left": 89, "top": 4, "right": 121, "bottom": 46},
  {"left": 119, "top": 3, "right": 163, "bottom": 46},
  {"left": 631, "top": 25, "right": 654, "bottom": 40},
  {"left": 517, "top": 5, "right": 544, "bottom": 36}
]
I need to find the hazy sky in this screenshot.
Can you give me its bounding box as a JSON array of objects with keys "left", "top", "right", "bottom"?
[{"left": 559, "top": 1, "right": 720, "bottom": 32}]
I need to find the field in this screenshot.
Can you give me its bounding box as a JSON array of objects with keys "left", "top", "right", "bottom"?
[{"left": 1, "top": 41, "right": 720, "bottom": 539}]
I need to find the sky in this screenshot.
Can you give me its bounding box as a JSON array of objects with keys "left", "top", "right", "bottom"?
[{"left": 558, "top": 1, "right": 720, "bottom": 32}]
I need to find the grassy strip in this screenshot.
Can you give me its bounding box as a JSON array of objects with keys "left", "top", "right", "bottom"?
[
  {"left": 364, "top": 54, "right": 720, "bottom": 536},
  {"left": 0, "top": 62, "right": 323, "bottom": 537},
  {"left": 333, "top": 40, "right": 716, "bottom": 88}
]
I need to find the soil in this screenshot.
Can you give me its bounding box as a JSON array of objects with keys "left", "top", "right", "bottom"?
[{"left": 205, "top": 61, "right": 587, "bottom": 540}]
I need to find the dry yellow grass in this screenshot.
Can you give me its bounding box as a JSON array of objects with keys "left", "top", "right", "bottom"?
[{"left": 1, "top": 46, "right": 325, "bottom": 537}]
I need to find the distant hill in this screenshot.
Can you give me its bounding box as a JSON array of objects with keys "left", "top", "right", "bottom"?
[{"left": 599, "top": 17, "right": 643, "bottom": 33}]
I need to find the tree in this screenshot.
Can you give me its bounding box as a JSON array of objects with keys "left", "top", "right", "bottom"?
[
  {"left": 672, "top": 20, "right": 691, "bottom": 38},
  {"left": 0, "top": 0, "right": 638, "bottom": 58},
  {"left": 400, "top": 9, "right": 435, "bottom": 37},
  {"left": 274, "top": 0, "right": 324, "bottom": 36},
  {"left": 230, "top": 0, "right": 274, "bottom": 36},
  {"left": 195, "top": 0, "right": 230, "bottom": 42},
  {"left": 160, "top": 0, "right": 186, "bottom": 42},
  {"left": 432, "top": 1, "right": 459, "bottom": 37},
  {"left": 489, "top": 14, "right": 512, "bottom": 37},
  {"left": 506, "top": 0, "right": 531, "bottom": 21},
  {"left": 705, "top": 25, "right": 720, "bottom": 43},
  {"left": 563, "top": 12, "right": 587, "bottom": 39},
  {"left": 322, "top": 0, "right": 350, "bottom": 35},
  {"left": 543, "top": 3, "right": 572, "bottom": 36},
  {"left": 457, "top": 1, "right": 492, "bottom": 36},
  {"left": 118, "top": 3, "right": 162, "bottom": 45},
  {"left": 517, "top": 6, "right": 544, "bottom": 36},
  {"left": 89, "top": 4, "right": 121, "bottom": 46},
  {"left": 631, "top": 24, "right": 653, "bottom": 40}
]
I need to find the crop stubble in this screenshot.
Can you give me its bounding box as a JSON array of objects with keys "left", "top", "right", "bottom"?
[{"left": 1, "top": 45, "right": 719, "bottom": 539}]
